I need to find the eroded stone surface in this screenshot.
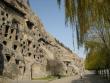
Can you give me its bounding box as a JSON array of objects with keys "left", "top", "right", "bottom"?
[{"left": 0, "top": 0, "right": 83, "bottom": 80}]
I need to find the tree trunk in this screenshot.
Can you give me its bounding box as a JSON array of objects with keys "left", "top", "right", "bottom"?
[
  {"left": 102, "top": 69, "right": 104, "bottom": 78},
  {"left": 105, "top": 69, "right": 107, "bottom": 79},
  {"left": 109, "top": 68, "right": 110, "bottom": 80},
  {"left": 101, "top": 69, "right": 103, "bottom": 77},
  {"left": 95, "top": 70, "right": 98, "bottom": 75}
]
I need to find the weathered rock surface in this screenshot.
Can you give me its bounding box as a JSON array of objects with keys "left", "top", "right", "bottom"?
[{"left": 0, "top": 0, "right": 83, "bottom": 80}]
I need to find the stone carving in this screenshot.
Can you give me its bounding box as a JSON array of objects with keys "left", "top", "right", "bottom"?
[{"left": 0, "top": 0, "right": 83, "bottom": 80}]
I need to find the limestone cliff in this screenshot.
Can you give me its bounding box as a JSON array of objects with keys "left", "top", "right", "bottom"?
[{"left": 0, "top": 0, "right": 83, "bottom": 80}]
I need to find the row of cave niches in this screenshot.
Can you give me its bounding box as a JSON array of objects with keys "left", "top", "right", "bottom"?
[
  {"left": 1, "top": 24, "right": 44, "bottom": 51},
  {"left": 2, "top": 34, "right": 46, "bottom": 62},
  {"left": 1, "top": 26, "right": 46, "bottom": 63},
  {"left": 0, "top": 10, "right": 9, "bottom": 22},
  {"left": 0, "top": 9, "right": 19, "bottom": 40},
  {"left": 23, "top": 42, "right": 45, "bottom": 63},
  {"left": 0, "top": 9, "right": 47, "bottom": 63},
  {"left": 0, "top": 10, "right": 39, "bottom": 46},
  {"left": 23, "top": 47, "right": 44, "bottom": 64},
  {"left": 2, "top": 41, "right": 45, "bottom": 65},
  {"left": 0, "top": 10, "right": 10, "bottom": 26}
]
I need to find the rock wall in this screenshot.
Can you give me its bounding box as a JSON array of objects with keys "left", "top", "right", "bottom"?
[{"left": 0, "top": 0, "right": 83, "bottom": 80}]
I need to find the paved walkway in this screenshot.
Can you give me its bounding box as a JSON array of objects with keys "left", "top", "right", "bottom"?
[
  {"left": 0, "top": 74, "right": 110, "bottom": 83},
  {"left": 49, "top": 74, "right": 110, "bottom": 83},
  {"left": 72, "top": 74, "right": 109, "bottom": 83},
  {"left": 10, "top": 80, "right": 48, "bottom": 83},
  {"left": 49, "top": 76, "right": 79, "bottom": 83},
  {"left": 0, "top": 79, "right": 48, "bottom": 83}
]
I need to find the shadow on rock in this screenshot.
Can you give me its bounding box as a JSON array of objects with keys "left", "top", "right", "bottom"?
[{"left": 0, "top": 43, "right": 4, "bottom": 75}]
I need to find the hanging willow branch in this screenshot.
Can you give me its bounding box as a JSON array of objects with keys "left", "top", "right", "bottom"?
[
  {"left": 57, "top": 0, "right": 110, "bottom": 69},
  {"left": 57, "top": 0, "right": 61, "bottom": 8},
  {"left": 57, "top": 0, "right": 110, "bottom": 45}
]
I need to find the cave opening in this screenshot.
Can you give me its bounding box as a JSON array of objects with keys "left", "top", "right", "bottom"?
[
  {"left": 34, "top": 55, "right": 35, "bottom": 58},
  {"left": 1, "top": 11, "right": 4, "bottom": 15},
  {"left": 9, "top": 36, "right": 12, "bottom": 39},
  {"left": 3, "top": 41, "right": 7, "bottom": 45},
  {"left": 15, "top": 35, "right": 18, "bottom": 40},
  {"left": 43, "top": 43, "right": 45, "bottom": 45},
  {"left": 15, "top": 59, "right": 19, "bottom": 65},
  {"left": 6, "top": 55, "right": 11, "bottom": 62},
  {"left": 1, "top": 25, "right": 2, "bottom": 28},
  {"left": 5, "top": 25, "right": 9, "bottom": 33},
  {"left": 20, "top": 44, "right": 22, "bottom": 47},
  {"left": 2, "top": 17, "right": 5, "bottom": 21},
  {"left": 4, "top": 34, "right": 8, "bottom": 37},
  {"left": 23, "top": 42, "right": 25, "bottom": 44},
  {"left": 23, "top": 46, "right": 25, "bottom": 49},
  {"left": 66, "top": 70, "right": 68, "bottom": 74},
  {"left": 28, "top": 53, "right": 31, "bottom": 56},
  {"left": 27, "top": 40, "right": 31, "bottom": 46},
  {"left": 11, "top": 29, "right": 14, "bottom": 33},
  {"left": 38, "top": 44, "right": 40, "bottom": 47},
  {"left": 33, "top": 45, "right": 35, "bottom": 48},
  {"left": 39, "top": 34, "right": 41, "bottom": 37},
  {"left": 6, "top": 13, "right": 8, "bottom": 17},
  {"left": 13, "top": 45, "right": 17, "bottom": 50},
  {"left": 26, "top": 20, "right": 34, "bottom": 30},
  {"left": 37, "top": 57, "right": 40, "bottom": 59},
  {"left": 2, "top": 22, "right": 5, "bottom": 25}
]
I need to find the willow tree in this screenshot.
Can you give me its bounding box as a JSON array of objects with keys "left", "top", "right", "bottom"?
[
  {"left": 57, "top": 0, "right": 110, "bottom": 44},
  {"left": 84, "top": 40, "right": 110, "bottom": 79},
  {"left": 57, "top": 1, "right": 110, "bottom": 74},
  {"left": 84, "top": 25, "right": 110, "bottom": 71},
  {"left": 85, "top": 41, "right": 107, "bottom": 70}
]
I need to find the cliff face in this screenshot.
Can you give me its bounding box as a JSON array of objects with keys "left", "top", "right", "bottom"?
[{"left": 0, "top": 0, "right": 83, "bottom": 80}]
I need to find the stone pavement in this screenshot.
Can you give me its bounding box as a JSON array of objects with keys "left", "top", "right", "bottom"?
[
  {"left": 49, "top": 74, "right": 110, "bottom": 83},
  {"left": 0, "top": 79, "right": 48, "bottom": 83},
  {"left": 72, "top": 74, "right": 110, "bottom": 83},
  {"left": 0, "top": 74, "right": 109, "bottom": 83},
  {"left": 49, "top": 75, "right": 79, "bottom": 83}
]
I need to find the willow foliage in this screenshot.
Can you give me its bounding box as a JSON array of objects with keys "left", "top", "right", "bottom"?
[
  {"left": 57, "top": 0, "right": 110, "bottom": 70},
  {"left": 85, "top": 41, "right": 108, "bottom": 70},
  {"left": 84, "top": 25, "right": 110, "bottom": 69},
  {"left": 57, "top": 0, "right": 110, "bottom": 44}
]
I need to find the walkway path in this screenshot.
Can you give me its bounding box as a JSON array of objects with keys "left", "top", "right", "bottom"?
[
  {"left": 49, "top": 75, "right": 79, "bottom": 83},
  {"left": 0, "top": 79, "right": 48, "bottom": 83},
  {"left": 0, "top": 74, "right": 109, "bottom": 83},
  {"left": 72, "top": 74, "right": 109, "bottom": 83},
  {"left": 49, "top": 74, "right": 110, "bottom": 83}
]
